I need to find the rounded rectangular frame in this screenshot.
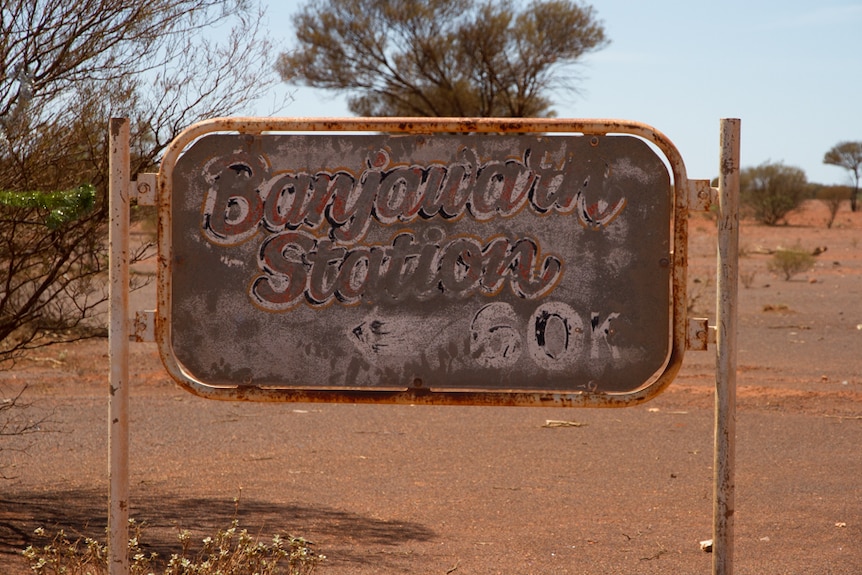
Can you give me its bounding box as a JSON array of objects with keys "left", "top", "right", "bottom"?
[{"left": 156, "top": 117, "right": 693, "bottom": 407}]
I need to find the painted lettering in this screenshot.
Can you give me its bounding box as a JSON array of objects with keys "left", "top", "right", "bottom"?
[
  {"left": 250, "top": 230, "right": 562, "bottom": 311},
  {"left": 590, "top": 312, "right": 621, "bottom": 359},
  {"left": 469, "top": 302, "right": 523, "bottom": 369},
  {"left": 528, "top": 301, "right": 584, "bottom": 370},
  {"left": 470, "top": 302, "right": 622, "bottom": 372},
  {"left": 201, "top": 153, "right": 267, "bottom": 246},
  {"left": 201, "top": 146, "right": 626, "bottom": 247}
]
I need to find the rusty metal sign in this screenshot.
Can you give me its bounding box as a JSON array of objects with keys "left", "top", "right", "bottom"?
[{"left": 157, "top": 118, "right": 691, "bottom": 406}]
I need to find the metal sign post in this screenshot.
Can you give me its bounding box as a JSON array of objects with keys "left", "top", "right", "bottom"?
[
  {"left": 714, "top": 118, "right": 741, "bottom": 575},
  {"left": 108, "top": 118, "right": 131, "bottom": 575},
  {"left": 107, "top": 116, "right": 739, "bottom": 574}
]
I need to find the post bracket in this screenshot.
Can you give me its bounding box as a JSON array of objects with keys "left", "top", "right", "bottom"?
[
  {"left": 687, "top": 317, "right": 716, "bottom": 351},
  {"left": 130, "top": 310, "right": 156, "bottom": 342},
  {"left": 688, "top": 179, "right": 718, "bottom": 212},
  {"left": 131, "top": 173, "right": 158, "bottom": 206}
]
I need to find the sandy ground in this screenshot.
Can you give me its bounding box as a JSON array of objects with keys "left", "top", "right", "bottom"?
[{"left": 1, "top": 199, "right": 860, "bottom": 574}]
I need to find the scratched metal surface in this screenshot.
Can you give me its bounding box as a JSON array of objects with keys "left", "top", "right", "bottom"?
[{"left": 167, "top": 133, "right": 672, "bottom": 394}]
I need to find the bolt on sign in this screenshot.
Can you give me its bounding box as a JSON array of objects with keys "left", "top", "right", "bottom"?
[{"left": 157, "top": 119, "right": 691, "bottom": 406}]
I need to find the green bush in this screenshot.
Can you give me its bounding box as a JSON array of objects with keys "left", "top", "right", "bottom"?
[
  {"left": 0, "top": 185, "right": 96, "bottom": 229},
  {"left": 767, "top": 248, "right": 815, "bottom": 281},
  {"left": 740, "top": 162, "right": 809, "bottom": 225},
  {"left": 816, "top": 185, "right": 850, "bottom": 228},
  {"left": 0, "top": 183, "right": 110, "bottom": 366}
]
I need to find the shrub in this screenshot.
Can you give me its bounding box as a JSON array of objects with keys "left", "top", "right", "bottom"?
[
  {"left": 0, "top": 185, "right": 108, "bottom": 366},
  {"left": 740, "top": 162, "right": 809, "bottom": 225},
  {"left": 0, "top": 186, "right": 96, "bottom": 229},
  {"left": 767, "top": 248, "right": 815, "bottom": 281},
  {"left": 22, "top": 520, "right": 324, "bottom": 575},
  {"left": 0, "top": 0, "right": 276, "bottom": 365},
  {"left": 816, "top": 185, "right": 850, "bottom": 228}
]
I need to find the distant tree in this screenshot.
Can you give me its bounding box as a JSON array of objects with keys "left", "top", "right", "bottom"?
[
  {"left": 277, "top": 0, "right": 609, "bottom": 117},
  {"left": 740, "top": 162, "right": 809, "bottom": 225},
  {"left": 823, "top": 141, "right": 862, "bottom": 212},
  {"left": 0, "top": 0, "right": 279, "bottom": 366},
  {"left": 816, "top": 185, "right": 851, "bottom": 228}
]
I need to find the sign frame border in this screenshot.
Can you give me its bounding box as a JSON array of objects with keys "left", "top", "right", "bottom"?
[{"left": 155, "top": 117, "right": 693, "bottom": 407}]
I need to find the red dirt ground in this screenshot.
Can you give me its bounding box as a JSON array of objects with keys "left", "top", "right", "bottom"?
[{"left": 1, "top": 199, "right": 861, "bottom": 574}]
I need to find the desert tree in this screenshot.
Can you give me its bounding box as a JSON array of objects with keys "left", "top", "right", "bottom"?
[
  {"left": 740, "top": 161, "right": 810, "bottom": 226},
  {"left": 823, "top": 141, "right": 862, "bottom": 212},
  {"left": 816, "top": 185, "right": 850, "bottom": 228},
  {"left": 0, "top": 0, "right": 281, "bottom": 366},
  {"left": 277, "top": 0, "right": 609, "bottom": 118}
]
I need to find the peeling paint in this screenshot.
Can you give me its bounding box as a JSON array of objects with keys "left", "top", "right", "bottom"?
[{"left": 155, "top": 119, "right": 691, "bottom": 406}]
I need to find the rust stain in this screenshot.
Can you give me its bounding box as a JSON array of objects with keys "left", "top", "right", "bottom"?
[{"left": 154, "top": 117, "right": 693, "bottom": 408}]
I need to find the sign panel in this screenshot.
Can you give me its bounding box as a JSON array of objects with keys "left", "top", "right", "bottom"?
[{"left": 162, "top": 129, "right": 676, "bottom": 403}]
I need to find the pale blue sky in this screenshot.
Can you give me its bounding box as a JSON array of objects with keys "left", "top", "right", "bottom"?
[{"left": 255, "top": 1, "right": 862, "bottom": 186}]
